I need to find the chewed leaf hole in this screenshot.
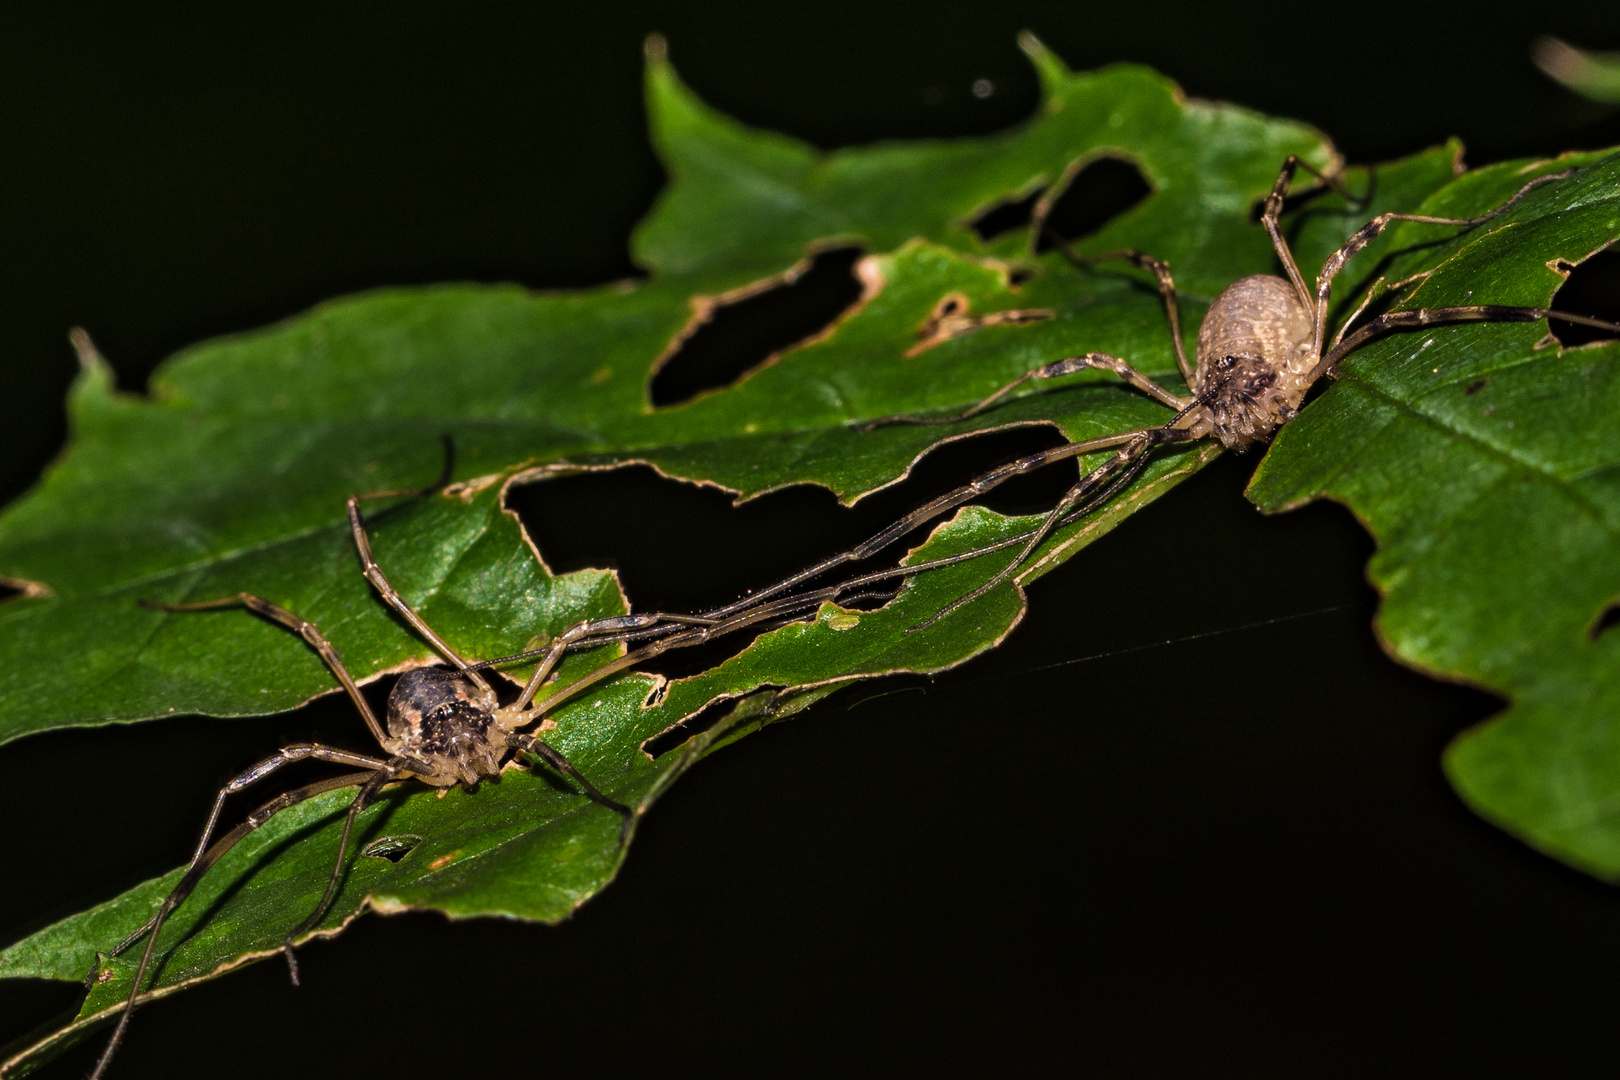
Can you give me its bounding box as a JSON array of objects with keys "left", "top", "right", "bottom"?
[
  {"left": 1549, "top": 245, "right": 1620, "bottom": 347},
  {"left": 1036, "top": 157, "right": 1151, "bottom": 252},
  {"left": 362, "top": 834, "right": 423, "bottom": 863},
  {"left": 650, "top": 247, "right": 865, "bottom": 407},
  {"left": 971, "top": 187, "right": 1045, "bottom": 242},
  {"left": 508, "top": 425, "right": 1075, "bottom": 679},
  {"left": 1591, "top": 602, "right": 1620, "bottom": 642},
  {"left": 642, "top": 692, "right": 759, "bottom": 758}
]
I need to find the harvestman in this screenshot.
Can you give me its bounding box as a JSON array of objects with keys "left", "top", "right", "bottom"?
[
  {"left": 662, "top": 155, "right": 1620, "bottom": 633},
  {"left": 86, "top": 473, "right": 897, "bottom": 1079},
  {"left": 87, "top": 443, "right": 1003, "bottom": 1078},
  {"left": 85, "top": 157, "right": 1620, "bottom": 1076},
  {"left": 356, "top": 157, "right": 1620, "bottom": 737}
]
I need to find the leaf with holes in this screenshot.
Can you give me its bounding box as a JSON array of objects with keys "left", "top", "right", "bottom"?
[
  {"left": 0, "top": 33, "right": 1437, "bottom": 741},
  {"left": 0, "top": 35, "right": 1356, "bottom": 1072},
  {"left": 1247, "top": 151, "right": 1620, "bottom": 877},
  {"left": 3, "top": 31, "right": 1608, "bottom": 1075},
  {"left": 0, "top": 492, "right": 1042, "bottom": 1074}
]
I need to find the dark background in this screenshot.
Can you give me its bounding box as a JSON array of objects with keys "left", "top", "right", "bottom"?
[{"left": 3, "top": 2, "right": 1619, "bottom": 1077}]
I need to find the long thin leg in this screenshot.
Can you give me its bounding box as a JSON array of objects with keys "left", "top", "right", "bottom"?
[
  {"left": 480, "top": 430, "right": 1176, "bottom": 688},
  {"left": 695, "top": 430, "right": 1144, "bottom": 621},
  {"left": 99, "top": 744, "right": 390, "bottom": 969},
  {"left": 1304, "top": 167, "right": 1578, "bottom": 364},
  {"left": 859, "top": 352, "right": 1189, "bottom": 432},
  {"left": 1263, "top": 155, "right": 1578, "bottom": 366},
  {"left": 141, "top": 594, "right": 392, "bottom": 745},
  {"left": 476, "top": 609, "right": 813, "bottom": 677},
  {"left": 516, "top": 500, "right": 1097, "bottom": 717},
  {"left": 512, "top": 612, "right": 711, "bottom": 712},
  {"left": 466, "top": 540, "right": 1023, "bottom": 679},
  {"left": 88, "top": 769, "right": 380, "bottom": 1080},
  {"left": 907, "top": 424, "right": 1198, "bottom": 631},
  {"left": 1260, "top": 156, "right": 1332, "bottom": 313},
  {"left": 1313, "top": 304, "right": 1620, "bottom": 382},
  {"left": 519, "top": 595, "right": 849, "bottom": 721},
  {"left": 724, "top": 431, "right": 1203, "bottom": 637},
  {"left": 1259, "top": 155, "right": 1368, "bottom": 314},
  {"left": 893, "top": 388, "right": 1210, "bottom": 631},
  {"left": 508, "top": 733, "right": 633, "bottom": 827},
  {"left": 279, "top": 756, "right": 424, "bottom": 980},
  {"left": 339, "top": 437, "right": 482, "bottom": 680},
  {"left": 509, "top": 423, "right": 1195, "bottom": 721},
  {"left": 1329, "top": 276, "right": 1395, "bottom": 351},
  {"left": 500, "top": 523, "right": 1081, "bottom": 722},
  {"left": 1048, "top": 239, "right": 1196, "bottom": 389},
  {"left": 346, "top": 496, "right": 488, "bottom": 690}
]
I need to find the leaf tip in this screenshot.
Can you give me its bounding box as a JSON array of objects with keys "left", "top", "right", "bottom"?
[
  {"left": 1533, "top": 36, "right": 1620, "bottom": 104},
  {"left": 1016, "top": 30, "right": 1072, "bottom": 98},
  {"left": 64, "top": 327, "right": 116, "bottom": 414},
  {"left": 641, "top": 31, "right": 682, "bottom": 117},
  {"left": 67, "top": 327, "right": 107, "bottom": 377}
]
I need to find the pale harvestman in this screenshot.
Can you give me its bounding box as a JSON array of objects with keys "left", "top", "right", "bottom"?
[
  {"left": 676, "top": 155, "right": 1620, "bottom": 635},
  {"left": 373, "top": 156, "right": 1620, "bottom": 757},
  {"left": 86, "top": 155, "right": 1620, "bottom": 1077},
  {"left": 341, "top": 155, "right": 1620, "bottom": 712}
]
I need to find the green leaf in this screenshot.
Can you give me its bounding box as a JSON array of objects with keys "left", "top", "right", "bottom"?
[
  {"left": 0, "top": 35, "right": 1339, "bottom": 737},
  {"left": 0, "top": 503, "right": 1035, "bottom": 1068},
  {"left": 637, "top": 33, "right": 1334, "bottom": 289},
  {"left": 1249, "top": 152, "right": 1620, "bottom": 876},
  {"left": 11, "top": 34, "right": 1604, "bottom": 1075}
]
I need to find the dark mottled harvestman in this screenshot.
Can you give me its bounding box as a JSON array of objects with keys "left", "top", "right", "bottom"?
[
  {"left": 85, "top": 461, "right": 897, "bottom": 1079},
  {"left": 87, "top": 432, "right": 1018, "bottom": 1078},
  {"left": 86, "top": 156, "right": 1620, "bottom": 1077}
]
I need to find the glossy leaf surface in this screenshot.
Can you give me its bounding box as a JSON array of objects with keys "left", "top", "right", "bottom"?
[
  {"left": 4, "top": 33, "right": 1617, "bottom": 1077},
  {"left": 0, "top": 39, "right": 1339, "bottom": 1072},
  {"left": 1250, "top": 151, "right": 1620, "bottom": 877}
]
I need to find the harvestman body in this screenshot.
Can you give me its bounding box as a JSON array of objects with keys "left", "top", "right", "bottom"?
[{"left": 84, "top": 156, "right": 1620, "bottom": 1077}]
